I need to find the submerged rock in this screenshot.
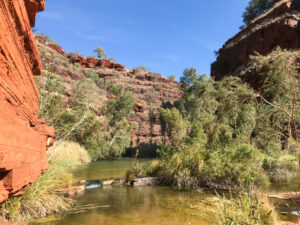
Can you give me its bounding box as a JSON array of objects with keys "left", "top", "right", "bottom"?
[
  {"left": 131, "top": 177, "right": 160, "bottom": 186},
  {"left": 85, "top": 180, "right": 101, "bottom": 190}
]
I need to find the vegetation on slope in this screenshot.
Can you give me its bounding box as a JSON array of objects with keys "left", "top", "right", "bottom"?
[
  {"left": 154, "top": 48, "right": 299, "bottom": 189},
  {"left": 242, "top": 0, "right": 275, "bottom": 26},
  {"left": 36, "top": 69, "right": 135, "bottom": 160}
]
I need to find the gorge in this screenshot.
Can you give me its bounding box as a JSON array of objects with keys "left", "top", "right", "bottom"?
[{"left": 0, "top": 0, "right": 299, "bottom": 224}]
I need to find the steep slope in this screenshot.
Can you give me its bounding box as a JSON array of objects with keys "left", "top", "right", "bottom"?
[
  {"left": 36, "top": 37, "right": 181, "bottom": 152},
  {"left": 0, "top": 0, "right": 53, "bottom": 203},
  {"left": 211, "top": 0, "right": 300, "bottom": 86}
]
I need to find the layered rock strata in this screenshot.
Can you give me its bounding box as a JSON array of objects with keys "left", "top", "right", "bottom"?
[
  {"left": 0, "top": 0, "right": 53, "bottom": 202},
  {"left": 211, "top": 0, "right": 300, "bottom": 83}
]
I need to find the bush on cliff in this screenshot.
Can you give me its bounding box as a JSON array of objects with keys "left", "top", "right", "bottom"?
[
  {"left": 242, "top": 0, "right": 275, "bottom": 25},
  {"left": 0, "top": 141, "right": 90, "bottom": 222}
]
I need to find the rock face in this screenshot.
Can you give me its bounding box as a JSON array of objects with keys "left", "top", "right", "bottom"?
[
  {"left": 36, "top": 37, "right": 181, "bottom": 152},
  {"left": 0, "top": 0, "right": 54, "bottom": 203},
  {"left": 211, "top": 0, "right": 300, "bottom": 82}
]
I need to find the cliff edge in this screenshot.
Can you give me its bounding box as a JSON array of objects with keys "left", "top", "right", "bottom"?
[
  {"left": 0, "top": 0, "right": 54, "bottom": 203},
  {"left": 211, "top": 0, "right": 300, "bottom": 84}
]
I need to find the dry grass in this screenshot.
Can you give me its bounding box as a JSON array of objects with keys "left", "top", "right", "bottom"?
[
  {"left": 1, "top": 141, "right": 91, "bottom": 222},
  {"left": 1, "top": 164, "right": 73, "bottom": 222},
  {"left": 215, "top": 190, "right": 277, "bottom": 225},
  {"left": 47, "top": 140, "right": 91, "bottom": 167}
]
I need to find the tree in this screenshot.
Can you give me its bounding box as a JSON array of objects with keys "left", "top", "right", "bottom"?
[
  {"left": 102, "top": 86, "right": 135, "bottom": 127},
  {"left": 159, "top": 108, "right": 187, "bottom": 145},
  {"left": 134, "top": 66, "right": 148, "bottom": 72},
  {"left": 93, "top": 46, "right": 116, "bottom": 62},
  {"left": 242, "top": 0, "right": 274, "bottom": 25},
  {"left": 180, "top": 67, "right": 199, "bottom": 88},
  {"left": 250, "top": 48, "right": 300, "bottom": 142},
  {"left": 167, "top": 74, "right": 176, "bottom": 81}
]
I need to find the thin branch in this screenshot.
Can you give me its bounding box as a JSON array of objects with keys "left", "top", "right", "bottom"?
[{"left": 255, "top": 93, "right": 292, "bottom": 118}]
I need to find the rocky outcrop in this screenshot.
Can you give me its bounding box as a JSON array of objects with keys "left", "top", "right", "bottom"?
[
  {"left": 36, "top": 38, "right": 181, "bottom": 150},
  {"left": 0, "top": 0, "right": 54, "bottom": 203},
  {"left": 67, "top": 53, "right": 125, "bottom": 71},
  {"left": 37, "top": 38, "right": 126, "bottom": 71},
  {"left": 211, "top": 0, "right": 300, "bottom": 81}
]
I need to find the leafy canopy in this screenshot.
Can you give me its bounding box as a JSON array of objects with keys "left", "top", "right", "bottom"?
[{"left": 242, "top": 0, "right": 274, "bottom": 25}]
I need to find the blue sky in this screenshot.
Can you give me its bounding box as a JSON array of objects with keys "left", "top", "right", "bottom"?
[{"left": 36, "top": 0, "right": 248, "bottom": 80}]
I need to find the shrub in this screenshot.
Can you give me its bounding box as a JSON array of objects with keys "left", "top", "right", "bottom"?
[
  {"left": 158, "top": 144, "right": 205, "bottom": 189},
  {"left": 63, "top": 61, "right": 69, "bottom": 67},
  {"left": 167, "top": 74, "right": 176, "bottom": 81},
  {"left": 215, "top": 189, "right": 277, "bottom": 225},
  {"left": 73, "top": 62, "right": 81, "bottom": 70},
  {"left": 134, "top": 66, "right": 148, "bottom": 72},
  {"left": 262, "top": 153, "right": 299, "bottom": 185},
  {"left": 202, "top": 144, "right": 266, "bottom": 186},
  {"left": 84, "top": 70, "right": 105, "bottom": 89}
]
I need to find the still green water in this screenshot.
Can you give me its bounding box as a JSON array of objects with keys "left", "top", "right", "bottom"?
[
  {"left": 35, "top": 159, "right": 217, "bottom": 225},
  {"left": 33, "top": 159, "right": 299, "bottom": 225}
]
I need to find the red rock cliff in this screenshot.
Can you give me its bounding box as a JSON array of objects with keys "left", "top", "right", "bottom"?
[
  {"left": 211, "top": 0, "right": 300, "bottom": 82},
  {"left": 0, "top": 0, "right": 54, "bottom": 203}
]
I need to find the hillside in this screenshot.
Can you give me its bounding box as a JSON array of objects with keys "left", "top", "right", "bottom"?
[{"left": 35, "top": 36, "right": 181, "bottom": 154}]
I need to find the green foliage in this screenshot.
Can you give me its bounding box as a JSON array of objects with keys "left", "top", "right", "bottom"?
[
  {"left": 262, "top": 152, "right": 299, "bottom": 184},
  {"left": 36, "top": 71, "right": 134, "bottom": 160},
  {"left": 250, "top": 48, "right": 300, "bottom": 142},
  {"left": 84, "top": 70, "right": 105, "bottom": 89},
  {"left": 159, "top": 108, "right": 188, "bottom": 145},
  {"left": 215, "top": 188, "right": 277, "bottom": 225},
  {"left": 134, "top": 66, "right": 149, "bottom": 72},
  {"left": 93, "top": 46, "right": 108, "bottom": 59},
  {"left": 180, "top": 67, "right": 199, "bottom": 88},
  {"left": 242, "top": 0, "right": 274, "bottom": 25},
  {"left": 202, "top": 144, "right": 266, "bottom": 186},
  {"left": 93, "top": 46, "right": 115, "bottom": 62},
  {"left": 86, "top": 119, "right": 132, "bottom": 160},
  {"left": 63, "top": 61, "right": 69, "bottom": 67},
  {"left": 167, "top": 74, "right": 176, "bottom": 81},
  {"left": 103, "top": 86, "right": 135, "bottom": 127},
  {"left": 73, "top": 62, "right": 81, "bottom": 70},
  {"left": 158, "top": 49, "right": 300, "bottom": 189}
]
